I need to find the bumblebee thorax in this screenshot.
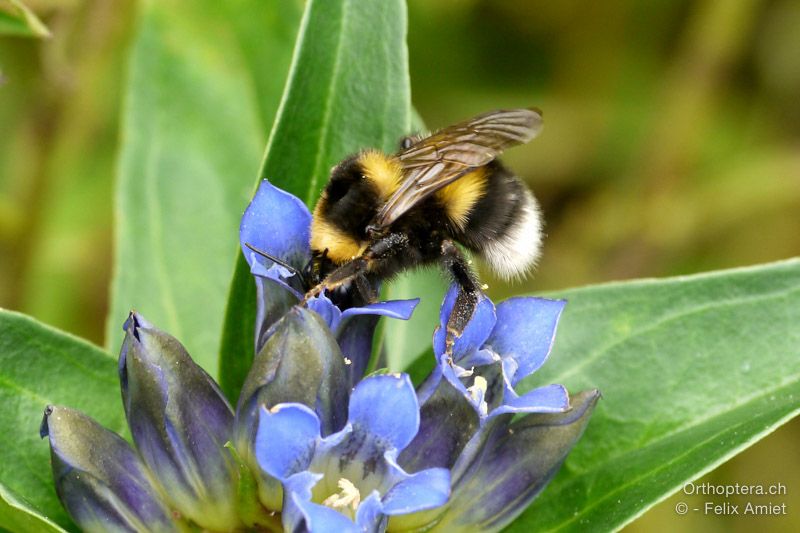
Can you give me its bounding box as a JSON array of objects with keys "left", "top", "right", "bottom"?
[{"left": 310, "top": 151, "right": 393, "bottom": 264}]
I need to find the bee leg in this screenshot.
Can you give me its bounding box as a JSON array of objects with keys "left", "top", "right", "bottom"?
[
  {"left": 355, "top": 273, "right": 379, "bottom": 303},
  {"left": 304, "top": 233, "right": 409, "bottom": 303},
  {"left": 304, "top": 257, "right": 369, "bottom": 302},
  {"left": 439, "top": 240, "right": 481, "bottom": 357}
]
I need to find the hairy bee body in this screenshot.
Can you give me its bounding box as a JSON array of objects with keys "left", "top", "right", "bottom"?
[
  {"left": 304, "top": 108, "right": 544, "bottom": 330},
  {"left": 310, "top": 154, "right": 541, "bottom": 285},
  {"left": 444, "top": 160, "right": 542, "bottom": 280}
]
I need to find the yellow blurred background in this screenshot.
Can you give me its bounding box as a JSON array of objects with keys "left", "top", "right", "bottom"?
[{"left": 1, "top": 0, "right": 798, "bottom": 530}]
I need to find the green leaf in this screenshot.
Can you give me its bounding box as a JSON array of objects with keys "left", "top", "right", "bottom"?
[
  {"left": 507, "top": 259, "right": 800, "bottom": 532},
  {"left": 382, "top": 110, "right": 447, "bottom": 372},
  {"left": 107, "top": 0, "right": 300, "bottom": 376},
  {"left": 384, "top": 268, "right": 447, "bottom": 371},
  {"left": 0, "top": 0, "right": 50, "bottom": 38},
  {"left": 403, "top": 345, "right": 434, "bottom": 387},
  {"left": 0, "top": 311, "right": 123, "bottom": 532},
  {"left": 218, "top": 0, "right": 411, "bottom": 400},
  {"left": 0, "top": 483, "right": 68, "bottom": 533}
]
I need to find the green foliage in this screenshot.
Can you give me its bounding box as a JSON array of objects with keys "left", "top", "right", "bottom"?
[
  {"left": 508, "top": 259, "right": 800, "bottom": 531},
  {"left": 0, "top": 483, "right": 66, "bottom": 533},
  {"left": 107, "top": 0, "right": 300, "bottom": 375},
  {"left": 0, "top": 0, "right": 798, "bottom": 530},
  {"left": 0, "top": 311, "right": 122, "bottom": 531},
  {"left": 382, "top": 268, "right": 446, "bottom": 371},
  {"left": 218, "top": 0, "right": 411, "bottom": 400},
  {"left": 399, "top": 261, "right": 800, "bottom": 531},
  {"left": 0, "top": 0, "right": 49, "bottom": 38}
]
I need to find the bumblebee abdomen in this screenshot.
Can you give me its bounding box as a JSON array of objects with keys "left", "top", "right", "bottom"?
[
  {"left": 435, "top": 167, "right": 489, "bottom": 230},
  {"left": 452, "top": 161, "right": 542, "bottom": 280}
]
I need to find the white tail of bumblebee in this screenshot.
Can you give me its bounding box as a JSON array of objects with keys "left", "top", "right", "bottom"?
[{"left": 480, "top": 189, "right": 543, "bottom": 280}]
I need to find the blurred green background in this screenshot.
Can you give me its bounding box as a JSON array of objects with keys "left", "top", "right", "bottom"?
[{"left": 1, "top": 0, "right": 798, "bottom": 531}]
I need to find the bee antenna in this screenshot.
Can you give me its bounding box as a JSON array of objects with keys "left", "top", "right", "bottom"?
[{"left": 244, "top": 243, "right": 307, "bottom": 285}]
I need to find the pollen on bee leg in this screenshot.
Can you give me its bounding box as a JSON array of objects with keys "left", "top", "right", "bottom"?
[
  {"left": 481, "top": 283, "right": 489, "bottom": 291},
  {"left": 445, "top": 326, "right": 461, "bottom": 339},
  {"left": 444, "top": 326, "right": 459, "bottom": 356}
]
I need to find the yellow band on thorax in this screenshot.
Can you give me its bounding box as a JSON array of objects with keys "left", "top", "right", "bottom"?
[{"left": 358, "top": 150, "right": 403, "bottom": 200}]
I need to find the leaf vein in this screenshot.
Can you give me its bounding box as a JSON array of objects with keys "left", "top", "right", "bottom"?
[
  {"left": 305, "top": 0, "right": 348, "bottom": 205},
  {"left": 143, "top": 137, "right": 183, "bottom": 338}
]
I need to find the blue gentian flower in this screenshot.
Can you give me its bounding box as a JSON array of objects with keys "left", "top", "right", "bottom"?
[
  {"left": 41, "top": 312, "right": 241, "bottom": 532},
  {"left": 39, "top": 308, "right": 449, "bottom": 532},
  {"left": 41, "top": 181, "right": 597, "bottom": 533},
  {"left": 39, "top": 406, "right": 180, "bottom": 532},
  {"left": 240, "top": 180, "right": 419, "bottom": 382},
  {"left": 422, "top": 284, "right": 572, "bottom": 420},
  {"left": 255, "top": 373, "right": 450, "bottom": 532},
  {"left": 397, "top": 285, "right": 599, "bottom": 531}
]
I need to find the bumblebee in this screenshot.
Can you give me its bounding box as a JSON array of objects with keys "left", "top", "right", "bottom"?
[
  {"left": 304, "top": 108, "right": 545, "bottom": 347},
  {"left": 261, "top": 109, "right": 544, "bottom": 348}
]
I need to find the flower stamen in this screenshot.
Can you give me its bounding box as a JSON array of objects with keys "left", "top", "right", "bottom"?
[
  {"left": 467, "top": 375, "right": 489, "bottom": 417},
  {"left": 322, "top": 478, "right": 361, "bottom": 512},
  {"left": 455, "top": 366, "right": 474, "bottom": 378}
]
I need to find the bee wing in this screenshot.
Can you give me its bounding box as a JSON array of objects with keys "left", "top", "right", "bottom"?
[{"left": 373, "top": 108, "right": 543, "bottom": 228}]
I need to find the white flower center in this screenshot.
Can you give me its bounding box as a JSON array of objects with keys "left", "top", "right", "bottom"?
[
  {"left": 322, "top": 478, "right": 361, "bottom": 512},
  {"left": 455, "top": 366, "right": 474, "bottom": 378},
  {"left": 467, "top": 375, "right": 489, "bottom": 417}
]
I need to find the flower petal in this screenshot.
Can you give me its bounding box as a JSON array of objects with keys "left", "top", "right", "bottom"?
[
  {"left": 255, "top": 404, "right": 321, "bottom": 481},
  {"left": 470, "top": 361, "right": 506, "bottom": 416},
  {"left": 253, "top": 267, "right": 303, "bottom": 352},
  {"left": 285, "top": 492, "right": 361, "bottom": 533},
  {"left": 305, "top": 292, "right": 418, "bottom": 335},
  {"left": 336, "top": 313, "right": 380, "bottom": 386},
  {"left": 434, "top": 285, "right": 497, "bottom": 364},
  {"left": 119, "top": 313, "right": 239, "bottom": 531},
  {"left": 492, "top": 384, "right": 571, "bottom": 417},
  {"left": 250, "top": 254, "right": 305, "bottom": 298},
  {"left": 319, "top": 297, "right": 419, "bottom": 386},
  {"left": 486, "top": 297, "right": 566, "bottom": 385},
  {"left": 355, "top": 492, "right": 385, "bottom": 532},
  {"left": 310, "top": 375, "right": 420, "bottom": 497},
  {"left": 458, "top": 347, "right": 500, "bottom": 369},
  {"left": 306, "top": 293, "right": 344, "bottom": 331},
  {"left": 381, "top": 467, "right": 450, "bottom": 515},
  {"left": 236, "top": 307, "right": 350, "bottom": 442},
  {"left": 339, "top": 299, "right": 419, "bottom": 324},
  {"left": 236, "top": 306, "right": 349, "bottom": 511},
  {"left": 41, "top": 406, "right": 180, "bottom": 533},
  {"left": 347, "top": 374, "right": 419, "bottom": 451},
  {"left": 399, "top": 377, "right": 479, "bottom": 472},
  {"left": 435, "top": 390, "right": 600, "bottom": 532},
  {"left": 240, "top": 179, "right": 312, "bottom": 272}
]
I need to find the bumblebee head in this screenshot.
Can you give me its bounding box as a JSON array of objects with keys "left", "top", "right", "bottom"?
[
  {"left": 305, "top": 247, "right": 333, "bottom": 286},
  {"left": 310, "top": 150, "right": 400, "bottom": 267}
]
